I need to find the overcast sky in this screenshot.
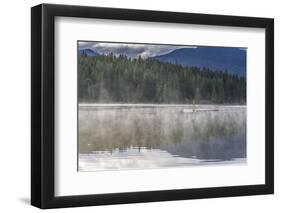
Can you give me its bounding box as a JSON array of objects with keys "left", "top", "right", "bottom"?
[{"left": 78, "top": 41, "right": 196, "bottom": 58}]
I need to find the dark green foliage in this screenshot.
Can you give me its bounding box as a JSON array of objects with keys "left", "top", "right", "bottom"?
[{"left": 78, "top": 54, "right": 246, "bottom": 104}]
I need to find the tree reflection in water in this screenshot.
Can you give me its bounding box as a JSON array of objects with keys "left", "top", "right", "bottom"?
[{"left": 78, "top": 105, "right": 246, "bottom": 171}]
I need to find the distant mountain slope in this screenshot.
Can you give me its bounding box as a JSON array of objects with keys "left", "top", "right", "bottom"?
[
  {"left": 153, "top": 47, "right": 246, "bottom": 76},
  {"left": 79, "top": 48, "right": 99, "bottom": 57}
]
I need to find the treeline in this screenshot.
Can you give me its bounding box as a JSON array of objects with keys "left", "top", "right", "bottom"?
[{"left": 78, "top": 54, "right": 246, "bottom": 104}]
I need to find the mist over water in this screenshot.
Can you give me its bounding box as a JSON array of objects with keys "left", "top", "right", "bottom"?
[{"left": 78, "top": 104, "right": 246, "bottom": 171}]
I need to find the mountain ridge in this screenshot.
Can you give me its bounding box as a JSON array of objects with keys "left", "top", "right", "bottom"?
[
  {"left": 153, "top": 47, "right": 246, "bottom": 76},
  {"left": 78, "top": 46, "right": 246, "bottom": 76},
  {"left": 79, "top": 48, "right": 99, "bottom": 57}
]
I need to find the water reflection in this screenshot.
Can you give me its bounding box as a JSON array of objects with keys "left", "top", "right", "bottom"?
[{"left": 78, "top": 104, "right": 246, "bottom": 171}]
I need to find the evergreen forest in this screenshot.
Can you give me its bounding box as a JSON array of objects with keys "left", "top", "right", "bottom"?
[{"left": 78, "top": 54, "right": 246, "bottom": 104}]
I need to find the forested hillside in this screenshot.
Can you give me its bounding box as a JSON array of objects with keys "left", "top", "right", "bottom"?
[
  {"left": 78, "top": 54, "right": 246, "bottom": 104},
  {"left": 154, "top": 47, "right": 246, "bottom": 76}
]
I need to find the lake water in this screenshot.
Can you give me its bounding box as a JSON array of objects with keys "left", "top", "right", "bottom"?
[{"left": 78, "top": 104, "right": 246, "bottom": 171}]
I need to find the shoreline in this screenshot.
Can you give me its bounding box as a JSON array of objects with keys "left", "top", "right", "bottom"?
[{"left": 79, "top": 103, "right": 247, "bottom": 108}]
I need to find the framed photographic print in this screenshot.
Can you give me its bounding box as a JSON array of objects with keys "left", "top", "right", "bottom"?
[{"left": 31, "top": 3, "right": 274, "bottom": 209}]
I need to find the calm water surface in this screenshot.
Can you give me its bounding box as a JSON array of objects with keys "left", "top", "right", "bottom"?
[{"left": 78, "top": 104, "right": 246, "bottom": 171}]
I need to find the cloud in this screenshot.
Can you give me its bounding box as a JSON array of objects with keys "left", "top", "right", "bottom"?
[{"left": 78, "top": 41, "right": 197, "bottom": 58}]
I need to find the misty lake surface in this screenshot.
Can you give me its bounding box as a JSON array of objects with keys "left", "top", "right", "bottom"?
[{"left": 78, "top": 104, "right": 246, "bottom": 171}]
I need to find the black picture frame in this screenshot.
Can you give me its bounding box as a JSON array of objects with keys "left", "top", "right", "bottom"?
[{"left": 31, "top": 3, "right": 274, "bottom": 209}]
